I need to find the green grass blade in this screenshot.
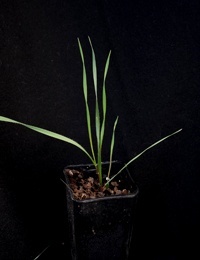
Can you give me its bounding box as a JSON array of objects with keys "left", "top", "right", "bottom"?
[
  {"left": 0, "top": 116, "right": 94, "bottom": 164},
  {"left": 88, "top": 37, "right": 102, "bottom": 183},
  {"left": 107, "top": 116, "right": 119, "bottom": 179},
  {"left": 78, "top": 39, "right": 88, "bottom": 101},
  {"left": 105, "top": 128, "right": 182, "bottom": 186},
  {"left": 100, "top": 50, "right": 111, "bottom": 145},
  {"left": 99, "top": 51, "right": 112, "bottom": 185},
  {"left": 88, "top": 37, "right": 101, "bottom": 148},
  {"left": 97, "top": 150, "right": 102, "bottom": 184},
  {"left": 88, "top": 37, "right": 97, "bottom": 97},
  {"left": 78, "top": 38, "right": 96, "bottom": 163}
]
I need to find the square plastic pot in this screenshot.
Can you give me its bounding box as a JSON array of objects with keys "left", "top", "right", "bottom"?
[{"left": 63, "top": 161, "right": 139, "bottom": 260}]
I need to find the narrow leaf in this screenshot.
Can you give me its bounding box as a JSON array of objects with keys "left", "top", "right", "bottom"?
[
  {"left": 100, "top": 50, "right": 111, "bottom": 144},
  {"left": 88, "top": 36, "right": 97, "bottom": 97},
  {"left": 88, "top": 37, "right": 101, "bottom": 148},
  {"left": 105, "top": 128, "right": 183, "bottom": 186},
  {"left": 107, "top": 116, "right": 119, "bottom": 178},
  {"left": 78, "top": 38, "right": 96, "bottom": 163},
  {"left": 88, "top": 37, "right": 102, "bottom": 183},
  {"left": 0, "top": 116, "right": 94, "bottom": 164}
]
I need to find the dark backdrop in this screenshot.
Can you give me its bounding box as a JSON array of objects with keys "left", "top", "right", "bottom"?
[{"left": 0, "top": 0, "right": 199, "bottom": 259}]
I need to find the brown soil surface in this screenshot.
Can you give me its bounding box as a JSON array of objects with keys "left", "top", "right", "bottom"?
[{"left": 64, "top": 168, "right": 131, "bottom": 200}]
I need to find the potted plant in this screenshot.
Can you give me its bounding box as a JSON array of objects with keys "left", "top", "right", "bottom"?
[{"left": 0, "top": 37, "right": 182, "bottom": 259}]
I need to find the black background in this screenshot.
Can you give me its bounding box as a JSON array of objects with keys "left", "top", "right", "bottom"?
[{"left": 0, "top": 0, "right": 199, "bottom": 259}]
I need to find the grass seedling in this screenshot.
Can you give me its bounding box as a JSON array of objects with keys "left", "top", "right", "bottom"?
[{"left": 0, "top": 37, "right": 182, "bottom": 187}]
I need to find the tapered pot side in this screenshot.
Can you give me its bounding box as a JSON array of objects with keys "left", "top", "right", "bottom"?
[{"left": 63, "top": 161, "right": 139, "bottom": 260}]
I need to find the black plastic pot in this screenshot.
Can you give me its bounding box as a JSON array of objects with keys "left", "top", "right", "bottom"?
[{"left": 63, "top": 161, "right": 139, "bottom": 260}]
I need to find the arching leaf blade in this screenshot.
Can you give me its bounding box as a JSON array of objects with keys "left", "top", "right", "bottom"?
[
  {"left": 105, "top": 128, "right": 182, "bottom": 186},
  {"left": 0, "top": 116, "right": 94, "bottom": 164}
]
